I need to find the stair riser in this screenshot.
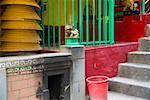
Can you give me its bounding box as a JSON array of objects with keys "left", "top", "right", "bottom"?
[
  {"left": 139, "top": 38, "right": 150, "bottom": 51},
  {"left": 145, "top": 24, "right": 150, "bottom": 37},
  {"left": 118, "top": 65, "right": 150, "bottom": 81},
  {"left": 109, "top": 81, "right": 150, "bottom": 99},
  {"left": 128, "top": 54, "right": 150, "bottom": 64}
]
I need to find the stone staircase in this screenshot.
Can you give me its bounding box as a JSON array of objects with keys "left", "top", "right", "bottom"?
[{"left": 108, "top": 24, "right": 150, "bottom": 100}]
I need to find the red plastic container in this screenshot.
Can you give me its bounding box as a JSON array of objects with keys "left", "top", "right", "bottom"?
[{"left": 86, "top": 76, "right": 109, "bottom": 100}]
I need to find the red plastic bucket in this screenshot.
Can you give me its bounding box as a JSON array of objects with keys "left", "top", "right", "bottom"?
[{"left": 86, "top": 76, "right": 109, "bottom": 100}]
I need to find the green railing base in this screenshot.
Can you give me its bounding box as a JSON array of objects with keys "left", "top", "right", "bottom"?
[{"left": 65, "top": 37, "right": 80, "bottom": 45}]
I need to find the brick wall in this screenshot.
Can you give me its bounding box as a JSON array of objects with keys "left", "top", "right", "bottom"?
[{"left": 7, "top": 73, "right": 43, "bottom": 100}]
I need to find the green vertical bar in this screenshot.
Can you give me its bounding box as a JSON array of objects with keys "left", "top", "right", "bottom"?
[
  {"left": 142, "top": 0, "right": 146, "bottom": 14},
  {"left": 72, "top": 0, "right": 74, "bottom": 24},
  {"left": 64, "top": 0, "right": 68, "bottom": 44},
  {"left": 52, "top": 0, "right": 55, "bottom": 47},
  {"left": 66, "top": 0, "right": 68, "bottom": 24},
  {"left": 98, "top": 0, "right": 101, "bottom": 44},
  {"left": 41, "top": 1, "right": 45, "bottom": 48},
  {"left": 47, "top": 0, "right": 51, "bottom": 49},
  {"left": 64, "top": 0, "right": 67, "bottom": 25},
  {"left": 37, "top": 1, "right": 41, "bottom": 15},
  {"left": 103, "top": 0, "right": 107, "bottom": 43},
  {"left": 109, "top": 0, "right": 114, "bottom": 44},
  {"left": 86, "top": 0, "right": 89, "bottom": 45},
  {"left": 93, "top": 0, "right": 95, "bottom": 45},
  {"left": 79, "top": 0, "right": 83, "bottom": 43},
  {"left": 58, "top": 0, "right": 61, "bottom": 47},
  {"left": 72, "top": 0, "right": 77, "bottom": 28}
]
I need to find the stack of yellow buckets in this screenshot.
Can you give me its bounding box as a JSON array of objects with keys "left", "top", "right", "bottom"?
[{"left": 0, "top": 0, "right": 42, "bottom": 52}]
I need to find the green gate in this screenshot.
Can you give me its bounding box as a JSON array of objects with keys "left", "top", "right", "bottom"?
[{"left": 39, "top": 0, "right": 114, "bottom": 49}]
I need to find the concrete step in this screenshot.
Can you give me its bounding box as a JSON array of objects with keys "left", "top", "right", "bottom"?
[
  {"left": 139, "top": 37, "right": 150, "bottom": 51},
  {"left": 145, "top": 24, "right": 150, "bottom": 37},
  {"left": 118, "top": 63, "right": 150, "bottom": 81},
  {"left": 109, "top": 77, "right": 150, "bottom": 99},
  {"left": 108, "top": 91, "right": 147, "bottom": 100},
  {"left": 128, "top": 51, "right": 150, "bottom": 64}
]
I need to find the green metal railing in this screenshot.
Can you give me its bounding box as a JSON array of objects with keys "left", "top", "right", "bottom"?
[
  {"left": 142, "top": 0, "right": 146, "bottom": 14},
  {"left": 40, "top": 0, "right": 114, "bottom": 48}
]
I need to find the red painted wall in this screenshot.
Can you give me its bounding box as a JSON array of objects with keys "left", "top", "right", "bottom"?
[
  {"left": 115, "top": 16, "right": 146, "bottom": 42},
  {"left": 85, "top": 42, "right": 138, "bottom": 78}
]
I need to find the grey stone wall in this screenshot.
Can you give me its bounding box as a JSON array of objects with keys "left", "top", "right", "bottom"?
[{"left": 61, "top": 46, "right": 85, "bottom": 100}]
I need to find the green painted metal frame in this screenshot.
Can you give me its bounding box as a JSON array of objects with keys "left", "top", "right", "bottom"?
[
  {"left": 80, "top": 0, "right": 114, "bottom": 45},
  {"left": 40, "top": 0, "right": 115, "bottom": 49},
  {"left": 142, "top": 0, "right": 146, "bottom": 14}
]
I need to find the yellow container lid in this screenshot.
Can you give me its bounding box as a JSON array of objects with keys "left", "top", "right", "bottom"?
[
  {"left": 0, "top": 5, "right": 41, "bottom": 20},
  {"left": 1, "top": 20, "right": 42, "bottom": 30},
  {"left": 0, "top": 30, "right": 41, "bottom": 43},
  {"left": 0, "top": 0, "right": 40, "bottom": 9},
  {"left": 0, "top": 42, "right": 42, "bottom": 52}
]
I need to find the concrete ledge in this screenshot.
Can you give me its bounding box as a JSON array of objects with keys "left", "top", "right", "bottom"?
[
  {"left": 61, "top": 45, "right": 85, "bottom": 59},
  {"left": 0, "top": 53, "right": 72, "bottom": 63}
]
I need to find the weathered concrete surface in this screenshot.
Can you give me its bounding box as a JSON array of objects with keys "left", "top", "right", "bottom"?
[
  {"left": 109, "top": 24, "right": 150, "bottom": 99},
  {"left": 118, "top": 63, "right": 150, "bottom": 81},
  {"left": 145, "top": 24, "right": 150, "bottom": 37},
  {"left": 108, "top": 91, "right": 147, "bottom": 100},
  {"left": 139, "top": 37, "right": 150, "bottom": 51},
  {"left": 128, "top": 51, "right": 150, "bottom": 64},
  {"left": 109, "top": 77, "right": 150, "bottom": 99},
  {"left": 61, "top": 46, "right": 85, "bottom": 100}
]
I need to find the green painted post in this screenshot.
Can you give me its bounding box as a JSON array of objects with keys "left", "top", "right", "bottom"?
[
  {"left": 93, "top": 0, "right": 95, "bottom": 45},
  {"left": 64, "top": 0, "right": 67, "bottom": 25},
  {"left": 72, "top": 0, "right": 77, "bottom": 28},
  {"left": 109, "top": 0, "right": 114, "bottom": 44},
  {"left": 37, "top": 1, "right": 41, "bottom": 15},
  {"left": 72, "top": 0, "right": 75, "bottom": 25},
  {"left": 79, "top": 0, "right": 83, "bottom": 43},
  {"left": 52, "top": 0, "right": 56, "bottom": 47},
  {"left": 41, "top": 1, "right": 45, "bottom": 48},
  {"left": 64, "top": 0, "right": 68, "bottom": 45},
  {"left": 66, "top": 0, "right": 68, "bottom": 24},
  {"left": 142, "top": 0, "right": 146, "bottom": 14},
  {"left": 98, "top": 0, "right": 101, "bottom": 44},
  {"left": 86, "top": 0, "right": 89, "bottom": 45},
  {"left": 58, "top": 0, "right": 61, "bottom": 47},
  {"left": 47, "top": 0, "right": 51, "bottom": 49},
  {"left": 103, "top": 0, "right": 108, "bottom": 43}
]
